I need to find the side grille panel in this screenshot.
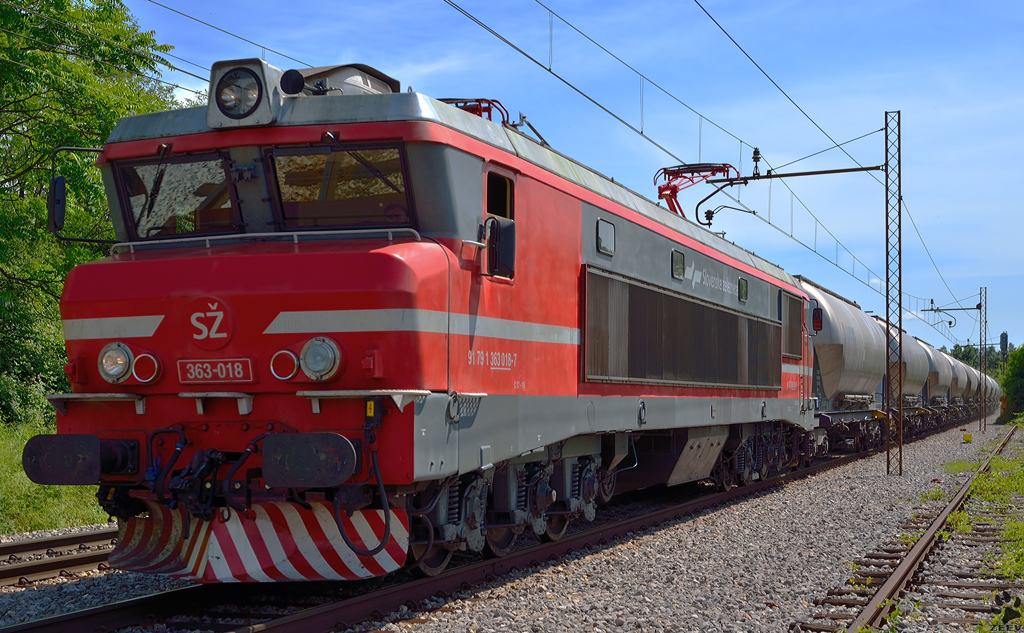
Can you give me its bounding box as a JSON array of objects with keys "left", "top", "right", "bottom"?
[{"left": 586, "top": 269, "right": 782, "bottom": 388}]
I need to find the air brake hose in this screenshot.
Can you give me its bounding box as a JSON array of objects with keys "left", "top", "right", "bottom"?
[
  {"left": 332, "top": 451, "right": 392, "bottom": 557},
  {"left": 221, "top": 434, "right": 268, "bottom": 515},
  {"left": 149, "top": 427, "right": 187, "bottom": 502}
]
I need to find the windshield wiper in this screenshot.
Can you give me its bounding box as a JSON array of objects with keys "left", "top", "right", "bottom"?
[
  {"left": 321, "top": 132, "right": 403, "bottom": 195},
  {"left": 143, "top": 143, "right": 172, "bottom": 220}
]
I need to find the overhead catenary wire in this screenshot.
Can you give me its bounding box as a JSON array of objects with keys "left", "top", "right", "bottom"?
[
  {"left": 163, "top": 51, "right": 209, "bottom": 73},
  {"left": 140, "top": 0, "right": 312, "bottom": 68},
  {"left": 691, "top": 0, "right": 971, "bottom": 318},
  {"left": 442, "top": 0, "right": 965, "bottom": 344},
  {"left": 534, "top": 0, "right": 747, "bottom": 147},
  {"left": 771, "top": 128, "right": 882, "bottom": 172},
  {"left": 450, "top": 5, "right": 962, "bottom": 343},
  {"left": 716, "top": 187, "right": 963, "bottom": 344},
  {"left": 527, "top": 2, "right": 954, "bottom": 330},
  {"left": 442, "top": 0, "right": 688, "bottom": 166},
  {"left": 902, "top": 198, "right": 976, "bottom": 323}
]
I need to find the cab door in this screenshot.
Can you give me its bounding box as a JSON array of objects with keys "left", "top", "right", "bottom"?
[{"left": 447, "top": 165, "right": 582, "bottom": 472}]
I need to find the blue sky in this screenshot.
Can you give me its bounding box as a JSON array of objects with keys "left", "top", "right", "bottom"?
[{"left": 127, "top": 0, "right": 1023, "bottom": 354}]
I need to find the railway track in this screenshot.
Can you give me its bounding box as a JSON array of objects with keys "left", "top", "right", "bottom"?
[
  {"left": 2, "top": 412, "right": 997, "bottom": 633},
  {"left": 794, "top": 417, "right": 1017, "bottom": 632},
  {"left": 0, "top": 527, "right": 117, "bottom": 587}
]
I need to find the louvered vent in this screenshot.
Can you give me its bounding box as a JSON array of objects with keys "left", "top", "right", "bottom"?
[{"left": 586, "top": 269, "right": 782, "bottom": 388}]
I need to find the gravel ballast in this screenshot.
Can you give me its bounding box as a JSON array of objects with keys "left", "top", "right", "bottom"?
[
  {"left": 0, "top": 520, "right": 116, "bottom": 544},
  {"left": 0, "top": 420, "right": 1005, "bottom": 632},
  {"left": 355, "top": 420, "right": 1007, "bottom": 633}
]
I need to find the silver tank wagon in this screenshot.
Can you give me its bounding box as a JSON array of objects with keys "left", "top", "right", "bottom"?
[
  {"left": 797, "top": 277, "right": 885, "bottom": 408},
  {"left": 917, "top": 338, "right": 952, "bottom": 405},
  {"left": 945, "top": 351, "right": 968, "bottom": 400},
  {"left": 872, "top": 318, "right": 929, "bottom": 404},
  {"left": 965, "top": 366, "right": 979, "bottom": 401}
]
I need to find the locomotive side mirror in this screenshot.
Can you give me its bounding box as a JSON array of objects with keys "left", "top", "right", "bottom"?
[
  {"left": 45, "top": 146, "right": 111, "bottom": 244},
  {"left": 47, "top": 175, "right": 66, "bottom": 235},
  {"left": 812, "top": 307, "right": 823, "bottom": 333},
  {"left": 485, "top": 216, "right": 516, "bottom": 279}
]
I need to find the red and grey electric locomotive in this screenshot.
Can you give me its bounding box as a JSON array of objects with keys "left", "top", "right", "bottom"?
[{"left": 23, "top": 58, "right": 998, "bottom": 583}]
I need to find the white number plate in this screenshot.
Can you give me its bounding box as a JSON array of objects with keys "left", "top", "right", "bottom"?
[{"left": 177, "top": 358, "right": 254, "bottom": 383}]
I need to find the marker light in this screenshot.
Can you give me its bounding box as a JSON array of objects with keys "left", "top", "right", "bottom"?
[
  {"left": 216, "top": 67, "right": 262, "bottom": 119},
  {"left": 300, "top": 337, "right": 342, "bottom": 381},
  {"left": 98, "top": 342, "right": 133, "bottom": 384},
  {"left": 131, "top": 353, "right": 160, "bottom": 383},
  {"left": 270, "top": 350, "right": 299, "bottom": 380}
]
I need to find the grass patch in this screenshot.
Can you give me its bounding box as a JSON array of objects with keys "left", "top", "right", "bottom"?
[
  {"left": 964, "top": 446, "right": 1024, "bottom": 582},
  {"left": 944, "top": 459, "right": 982, "bottom": 474},
  {"left": 997, "top": 520, "right": 1024, "bottom": 580},
  {"left": 921, "top": 486, "right": 949, "bottom": 502},
  {"left": 970, "top": 456, "right": 1024, "bottom": 508},
  {"left": 898, "top": 531, "right": 924, "bottom": 546},
  {"left": 0, "top": 420, "right": 108, "bottom": 533},
  {"left": 948, "top": 510, "right": 973, "bottom": 533}
]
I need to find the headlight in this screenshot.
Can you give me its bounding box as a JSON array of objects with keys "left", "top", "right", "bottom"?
[
  {"left": 300, "top": 337, "right": 342, "bottom": 381},
  {"left": 98, "top": 342, "right": 133, "bottom": 384},
  {"left": 216, "top": 67, "right": 262, "bottom": 119}
]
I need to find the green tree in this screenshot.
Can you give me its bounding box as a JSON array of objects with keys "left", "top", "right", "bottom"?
[
  {"left": 951, "top": 343, "right": 979, "bottom": 368},
  {"left": 1004, "top": 347, "right": 1024, "bottom": 417},
  {"left": 0, "top": 0, "right": 179, "bottom": 425}
]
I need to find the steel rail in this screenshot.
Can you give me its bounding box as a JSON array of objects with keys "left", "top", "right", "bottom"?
[
  {"left": 0, "top": 586, "right": 210, "bottom": 633},
  {"left": 3, "top": 408, "right": 997, "bottom": 633},
  {"left": 845, "top": 419, "right": 1016, "bottom": 630},
  {"left": 0, "top": 527, "right": 118, "bottom": 587}
]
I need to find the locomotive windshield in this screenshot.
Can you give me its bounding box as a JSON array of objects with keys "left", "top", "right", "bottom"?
[
  {"left": 120, "top": 154, "right": 236, "bottom": 239},
  {"left": 114, "top": 143, "right": 414, "bottom": 241},
  {"left": 271, "top": 144, "right": 411, "bottom": 229}
]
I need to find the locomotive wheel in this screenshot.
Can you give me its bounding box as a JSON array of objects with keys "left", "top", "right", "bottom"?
[
  {"left": 597, "top": 469, "right": 616, "bottom": 505},
  {"left": 736, "top": 469, "right": 753, "bottom": 487},
  {"left": 409, "top": 543, "right": 453, "bottom": 577},
  {"left": 538, "top": 514, "right": 570, "bottom": 542},
  {"left": 712, "top": 460, "right": 735, "bottom": 492},
  {"left": 483, "top": 526, "right": 518, "bottom": 558}
]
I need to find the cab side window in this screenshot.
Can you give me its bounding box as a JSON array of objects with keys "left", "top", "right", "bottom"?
[
  {"left": 487, "top": 172, "right": 514, "bottom": 219},
  {"left": 484, "top": 171, "right": 515, "bottom": 279}
]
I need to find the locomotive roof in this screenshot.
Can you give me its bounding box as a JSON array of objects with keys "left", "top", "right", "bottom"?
[{"left": 107, "top": 93, "right": 797, "bottom": 288}]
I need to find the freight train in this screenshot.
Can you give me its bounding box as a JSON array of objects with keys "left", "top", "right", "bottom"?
[{"left": 23, "top": 58, "right": 1000, "bottom": 582}]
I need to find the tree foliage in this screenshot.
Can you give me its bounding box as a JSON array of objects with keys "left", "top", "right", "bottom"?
[
  {"left": 948, "top": 343, "right": 1007, "bottom": 381},
  {"left": 0, "top": 0, "right": 179, "bottom": 424},
  {"left": 1004, "top": 347, "right": 1024, "bottom": 418}
]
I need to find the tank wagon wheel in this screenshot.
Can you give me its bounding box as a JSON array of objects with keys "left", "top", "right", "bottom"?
[
  {"left": 538, "top": 514, "right": 571, "bottom": 542},
  {"left": 409, "top": 543, "right": 454, "bottom": 577},
  {"left": 483, "top": 526, "right": 519, "bottom": 557}
]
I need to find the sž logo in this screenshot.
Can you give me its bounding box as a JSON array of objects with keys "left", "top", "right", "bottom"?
[
  {"left": 185, "top": 296, "right": 234, "bottom": 350},
  {"left": 192, "top": 305, "right": 226, "bottom": 340}
]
